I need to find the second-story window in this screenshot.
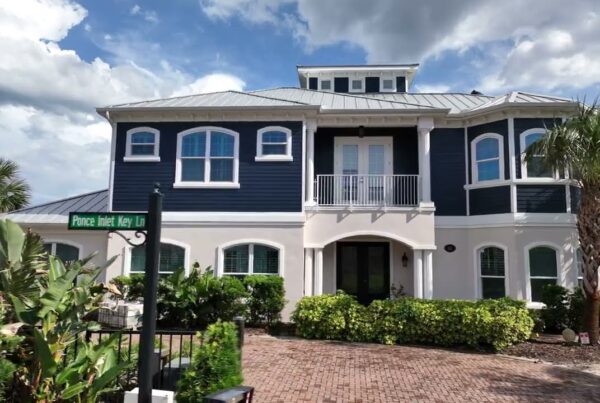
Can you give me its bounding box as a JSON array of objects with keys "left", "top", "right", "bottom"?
[
  {"left": 320, "top": 79, "right": 331, "bottom": 90},
  {"left": 381, "top": 78, "right": 395, "bottom": 92},
  {"left": 350, "top": 79, "right": 363, "bottom": 92},
  {"left": 125, "top": 127, "right": 160, "bottom": 162},
  {"left": 521, "top": 129, "right": 555, "bottom": 179},
  {"left": 255, "top": 126, "right": 292, "bottom": 161},
  {"left": 175, "top": 127, "right": 239, "bottom": 188},
  {"left": 471, "top": 134, "right": 504, "bottom": 183}
]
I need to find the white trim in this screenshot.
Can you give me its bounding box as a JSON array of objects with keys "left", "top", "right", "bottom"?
[
  {"left": 464, "top": 127, "right": 470, "bottom": 216},
  {"left": 162, "top": 211, "right": 305, "bottom": 224},
  {"left": 508, "top": 118, "right": 517, "bottom": 213},
  {"left": 42, "top": 239, "right": 82, "bottom": 260},
  {"left": 519, "top": 128, "right": 558, "bottom": 180},
  {"left": 217, "top": 239, "right": 284, "bottom": 278},
  {"left": 471, "top": 132, "right": 505, "bottom": 184},
  {"left": 123, "top": 238, "right": 190, "bottom": 276},
  {"left": 473, "top": 242, "right": 509, "bottom": 299},
  {"left": 379, "top": 77, "right": 396, "bottom": 93},
  {"left": 524, "top": 241, "right": 562, "bottom": 302},
  {"left": 435, "top": 213, "right": 576, "bottom": 228},
  {"left": 319, "top": 79, "right": 332, "bottom": 91},
  {"left": 314, "top": 247, "right": 323, "bottom": 295},
  {"left": 255, "top": 126, "right": 293, "bottom": 161},
  {"left": 108, "top": 118, "right": 116, "bottom": 212},
  {"left": 465, "top": 178, "right": 577, "bottom": 190},
  {"left": 125, "top": 127, "right": 160, "bottom": 161},
  {"left": 349, "top": 78, "right": 364, "bottom": 93},
  {"left": 175, "top": 126, "right": 239, "bottom": 188},
  {"left": 304, "top": 248, "right": 313, "bottom": 296},
  {"left": 307, "top": 230, "right": 437, "bottom": 250},
  {"left": 301, "top": 121, "right": 306, "bottom": 212}
]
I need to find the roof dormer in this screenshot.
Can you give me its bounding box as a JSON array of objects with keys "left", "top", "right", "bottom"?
[{"left": 297, "top": 64, "right": 419, "bottom": 94}]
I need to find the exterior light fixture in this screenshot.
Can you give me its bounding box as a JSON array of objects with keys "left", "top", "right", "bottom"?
[
  {"left": 402, "top": 252, "right": 409, "bottom": 268},
  {"left": 358, "top": 125, "right": 365, "bottom": 138}
]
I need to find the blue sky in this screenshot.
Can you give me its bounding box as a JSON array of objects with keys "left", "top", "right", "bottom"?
[{"left": 1, "top": 0, "right": 599, "bottom": 204}]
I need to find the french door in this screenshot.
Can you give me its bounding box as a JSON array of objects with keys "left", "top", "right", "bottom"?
[{"left": 333, "top": 137, "right": 393, "bottom": 205}]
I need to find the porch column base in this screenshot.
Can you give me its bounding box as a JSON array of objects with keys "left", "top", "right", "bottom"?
[
  {"left": 314, "top": 248, "right": 323, "bottom": 296},
  {"left": 413, "top": 250, "right": 424, "bottom": 298}
]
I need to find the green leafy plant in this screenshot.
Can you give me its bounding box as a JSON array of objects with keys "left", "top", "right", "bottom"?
[
  {"left": 540, "top": 284, "right": 570, "bottom": 332},
  {"left": 109, "top": 274, "right": 145, "bottom": 302},
  {"left": 0, "top": 158, "right": 30, "bottom": 213},
  {"left": 243, "top": 275, "right": 286, "bottom": 327},
  {"left": 176, "top": 321, "right": 242, "bottom": 402}
]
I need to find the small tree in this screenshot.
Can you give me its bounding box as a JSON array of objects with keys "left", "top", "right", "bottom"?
[
  {"left": 525, "top": 101, "right": 600, "bottom": 345},
  {"left": 0, "top": 158, "right": 30, "bottom": 213}
]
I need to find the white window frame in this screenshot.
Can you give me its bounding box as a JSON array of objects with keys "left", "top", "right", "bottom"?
[
  {"left": 471, "top": 133, "right": 505, "bottom": 184},
  {"left": 349, "top": 78, "right": 364, "bottom": 93},
  {"left": 520, "top": 128, "right": 558, "bottom": 180},
  {"left": 255, "top": 126, "right": 293, "bottom": 162},
  {"left": 319, "top": 79, "right": 332, "bottom": 91},
  {"left": 174, "top": 126, "right": 240, "bottom": 189},
  {"left": 474, "top": 243, "right": 509, "bottom": 299},
  {"left": 380, "top": 77, "right": 396, "bottom": 93},
  {"left": 217, "top": 239, "right": 283, "bottom": 277},
  {"left": 43, "top": 239, "right": 82, "bottom": 260},
  {"left": 124, "top": 127, "right": 160, "bottom": 162},
  {"left": 123, "top": 238, "right": 190, "bottom": 276},
  {"left": 525, "top": 242, "right": 562, "bottom": 304}
]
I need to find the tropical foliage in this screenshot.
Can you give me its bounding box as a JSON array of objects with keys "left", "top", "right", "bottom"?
[
  {"left": 524, "top": 101, "right": 600, "bottom": 344},
  {"left": 0, "top": 158, "right": 30, "bottom": 213},
  {"left": 292, "top": 292, "right": 534, "bottom": 351},
  {"left": 0, "top": 219, "right": 125, "bottom": 402}
]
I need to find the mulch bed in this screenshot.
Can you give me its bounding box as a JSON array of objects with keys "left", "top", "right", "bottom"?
[{"left": 502, "top": 333, "right": 600, "bottom": 365}]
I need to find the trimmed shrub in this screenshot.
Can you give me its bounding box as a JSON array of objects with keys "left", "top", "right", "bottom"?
[
  {"left": 567, "top": 287, "right": 586, "bottom": 332},
  {"left": 292, "top": 294, "right": 534, "bottom": 351},
  {"left": 177, "top": 321, "right": 242, "bottom": 402},
  {"left": 540, "top": 284, "right": 570, "bottom": 332},
  {"left": 243, "top": 275, "right": 286, "bottom": 327},
  {"left": 109, "top": 274, "right": 145, "bottom": 301}
]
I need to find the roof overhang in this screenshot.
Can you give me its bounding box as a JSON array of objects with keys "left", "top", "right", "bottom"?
[{"left": 297, "top": 64, "right": 420, "bottom": 89}]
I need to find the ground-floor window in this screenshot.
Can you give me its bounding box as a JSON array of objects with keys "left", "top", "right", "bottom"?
[
  {"left": 130, "top": 243, "right": 185, "bottom": 275},
  {"left": 223, "top": 244, "right": 279, "bottom": 276},
  {"left": 43, "top": 242, "right": 80, "bottom": 263},
  {"left": 478, "top": 246, "right": 506, "bottom": 299},
  {"left": 528, "top": 246, "right": 558, "bottom": 302}
]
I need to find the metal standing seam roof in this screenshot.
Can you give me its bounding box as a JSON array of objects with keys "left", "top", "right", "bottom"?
[{"left": 1, "top": 189, "right": 108, "bottom": 224}]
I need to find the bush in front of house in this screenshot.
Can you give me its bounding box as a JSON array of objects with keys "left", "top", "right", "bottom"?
[
  {"left": 176, "top": 321, "right": 243, "bottom": 402},
  {"left": 292, "top": 293, "right": 534, "bottom": 351},
  {"left": 243, "top": 275, "right": 286, "bottom": 327},
  {"left": 539, "top": 284, "right": 589, "bottom": 333},
  {"left": 110, "top": 274, "right": 145, "bottom": 301}
]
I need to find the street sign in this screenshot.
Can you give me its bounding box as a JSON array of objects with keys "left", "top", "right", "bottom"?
[{"left": 68, "top": 212, "right": 148, "bottom": 230}]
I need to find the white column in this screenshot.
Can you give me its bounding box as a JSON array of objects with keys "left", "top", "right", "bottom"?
[
  {"left": 423, "top": 250, "right": 433, "bottom": 299},
  {"left": 508, "top": 117, "right": 517, "bottom": 213},
  {"left": 413, "top": 249, "right": 423, "bottom": 298},
  {"left": 314, "top": 247, "right": 323, "bottom": 295},
  {"left": 304, "top": 248, "right": 314, "bottom": 296},
  {"left": 417, "top": 117, "right": 434, "bottom": 207},
  {"left": 306, "top": 121, "right": 317, "bottom": 205}
]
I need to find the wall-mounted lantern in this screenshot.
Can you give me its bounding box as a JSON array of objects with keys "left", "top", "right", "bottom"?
[{"left": 402, "top": 252, "right": 409, "bottom": 268}]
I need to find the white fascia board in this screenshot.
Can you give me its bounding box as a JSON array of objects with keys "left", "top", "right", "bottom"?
[
  {"left": 435, "top": 213, "right": 576, "bottom": 229},
  {"left": 1, "top": 214, "right": 69, "bottom": 224},
  {"left": 162, "top": 212, "right": 306, "bottom": 225}
]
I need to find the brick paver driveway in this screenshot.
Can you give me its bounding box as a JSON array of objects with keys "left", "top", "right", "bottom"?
[{"left": 242, "top": 334, "right": 600, "bottom": 402}]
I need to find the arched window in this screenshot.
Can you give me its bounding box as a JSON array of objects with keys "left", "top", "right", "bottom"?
[
  {"left": 255, "top": 126, "right": 293, "bottom": 161},
  {"left": 478, "top": 246, "right": 506, "bottom": 299},
  {"left": 528, "top": 246, "right": 558, "bottom": 302},
  {"left": 175, "top": 127, "right": 239, "bottom": 188},
  {"left": 471, "top": 134, "right": 504, "bottom": 183},
  {"left": 223, "top": 243, "right": 280, "bottom": 276},
  {"left": 130, "top": 243, "right": 186, "bottom": 275},
  {"left": 520, "top": 129, "right": 554, "bottom": 178},
  {"left": 43, "top": 242, "right": 80, "bottom": 263},
  {"left": 125, "top": 127, "right": 160, "bottom": 161}
]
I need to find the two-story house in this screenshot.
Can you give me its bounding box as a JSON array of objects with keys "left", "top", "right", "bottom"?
[{"left": 5, "top": 64, "right": 581, "bottom": 317}]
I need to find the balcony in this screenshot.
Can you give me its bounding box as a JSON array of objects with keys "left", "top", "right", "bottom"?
[{"left": 314, "top": 174, "right": 420, "bottom": 207}]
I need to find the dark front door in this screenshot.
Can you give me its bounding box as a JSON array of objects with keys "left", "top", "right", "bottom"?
[{"left": 336, "top": 242, "right": 390, "bottom": 305}]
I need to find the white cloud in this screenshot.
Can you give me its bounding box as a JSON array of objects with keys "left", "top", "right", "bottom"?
[
  {"left": 130, "top": 4, "right": 158, "bottom": 23},
  {"left": 130, "top": 4, "right": 141, "bottom": 15},
  {"left": 200, "top": 0, "right": 293, "bottom": 24},
  {"left": 0, "top": 0, "right": 245, "bottom": 204},
  {"left": 171, "top": 73, "right": 246, "bottom": 97},
  {"left": 414, "top": 84, "right": 451, "bottom": 94}
]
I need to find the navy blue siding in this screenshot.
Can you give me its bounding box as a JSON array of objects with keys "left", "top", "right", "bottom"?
[
  {"left": 365, "top": 77, "right": 380, "bottom": 93},
  {"left": 431, "top": 128, "right": 466, "bottom": 215},
  {"left": 514, "top": 118, "right": 562, "bottom": 178},
  {"left": 314, "top": 127, "right": 418, "bottom": 176},
  {"left": 396, "top": 77, "right": 406, "bottom": 93},
  {"left": 570, "top": 185, "right": 581, "bottom": 214},
  {"left": 308, "top": 77, "right": 318, "bottom": 90},
  {"left": 334, "top": 77, "right": 349, "bottom": 93},
  {"left": 467, "top": 120, "right": 509, "bottom": 183},
  {"left": 469, "top": 186, "right": 511, "bottom": 215},
  {"left": 516, "top": 185, "right": 566, "bottom": 213},
  {"left": 113, "top": 121, "right": 303, "bottom": 212}
]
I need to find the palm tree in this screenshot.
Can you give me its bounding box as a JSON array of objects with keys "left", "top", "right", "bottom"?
[
  {"left": 0, "top": 158, "right": 30, "bottom": 212},
  {"left": 525, "top": 102, "right": 600, "bottom": 345}
]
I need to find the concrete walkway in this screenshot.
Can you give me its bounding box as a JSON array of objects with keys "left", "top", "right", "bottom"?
[{"left": 242, "top": 334, "right": 600, "bottom": 402}]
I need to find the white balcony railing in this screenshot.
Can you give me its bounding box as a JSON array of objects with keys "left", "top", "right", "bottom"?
[{"left": 315, "top": 174, "right": 420, "bottom": 207}]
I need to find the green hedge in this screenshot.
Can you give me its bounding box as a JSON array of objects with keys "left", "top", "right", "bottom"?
[
  {"left": 243, "top": 275, "right": 286, "bottom": 327},
  {"left": 292, "top": 293, "right": 534, "bottom": 351},
  {"left": 177, "top": 321, "right": 242, "bottom": 402}
]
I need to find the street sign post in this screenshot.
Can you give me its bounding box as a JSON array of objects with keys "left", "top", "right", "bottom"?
[{"left": 68, "top": 212, "right": 148, "bottom": 231}]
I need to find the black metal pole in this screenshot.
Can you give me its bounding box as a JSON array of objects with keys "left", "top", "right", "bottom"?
[{"left": 138, "top": 184, "right": 162, "bottom": 403}]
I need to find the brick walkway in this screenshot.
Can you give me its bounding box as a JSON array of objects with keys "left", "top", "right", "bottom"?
[{"left": 242, "top": 334, "right": 600, "bottom": 402}]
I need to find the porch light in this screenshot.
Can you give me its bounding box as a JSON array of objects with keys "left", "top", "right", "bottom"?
[
  {"left": 358, "top": 125, "right": 365, "bottom": 138},
  {"left": 402, "top": 252, "right": 409, "bottom": 268}
]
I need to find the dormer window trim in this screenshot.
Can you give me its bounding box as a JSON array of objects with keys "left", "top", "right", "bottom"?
[
  {"left": 319, "top": 79, "right": 332, "bottom": 91},
  {"left": 124, "top": 127, "right": 160, "bottom": 162},
  {"left": 380, "top": 77, "right": 396, "bottom": 93},
  {"left": 349, "top": 78, "right": 364, "bottom": 93}
]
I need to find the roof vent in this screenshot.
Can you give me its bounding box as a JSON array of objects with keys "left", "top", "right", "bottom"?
[{"left": 470, "top": 90, "right": 483, "bottom": 95}]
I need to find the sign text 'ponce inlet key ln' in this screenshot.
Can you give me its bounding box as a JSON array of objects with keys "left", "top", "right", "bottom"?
[{"left": 68, "top": 212, "right": 148, "bottom": 231}]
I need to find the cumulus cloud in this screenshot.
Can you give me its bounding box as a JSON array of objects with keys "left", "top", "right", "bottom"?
[
  {"left": 0, "top": 0, "right": 245, "bottom": 203},
  {"left": 171, "top": 73, "right": 246, "bottom": 97}
]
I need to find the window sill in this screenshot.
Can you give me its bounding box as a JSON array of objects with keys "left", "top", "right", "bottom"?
[
  {"left": 464, "top": 180, "right": 510, "bottom": 190},
  {"left": 173, "top": 181, "right": 240, "bottom": 189},
  {"left": 254, "top": 155, "right": 293, "bottom": 162},
  {"left": 123, "top": 156, "right": 160, "bottom": 162}
]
